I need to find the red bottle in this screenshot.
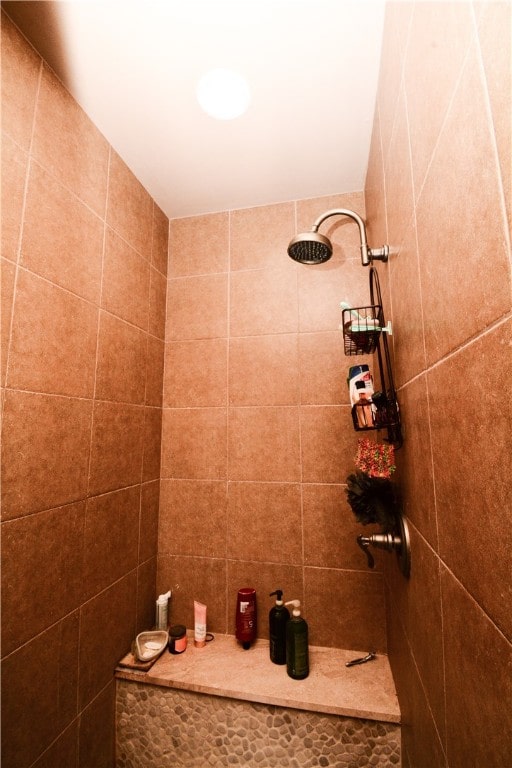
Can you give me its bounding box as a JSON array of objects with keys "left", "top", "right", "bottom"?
[{"left": 235, "top": 587, "right": 257, "bottom": 649}]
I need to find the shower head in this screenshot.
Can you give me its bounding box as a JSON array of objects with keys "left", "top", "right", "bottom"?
[
  {"left": 287, "top": 208, "right": 389, "bottom": 267},
  {"left": 287, "top": 231, "right": 333, "bottom": 265}
]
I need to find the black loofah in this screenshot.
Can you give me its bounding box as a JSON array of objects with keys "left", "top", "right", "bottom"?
[{"left": 346, "top": 470, "right": 396, "bottom": 529}]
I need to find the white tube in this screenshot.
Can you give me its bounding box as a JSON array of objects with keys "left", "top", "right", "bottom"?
[
  {"left": 156, "top": 590, "right": 171, "bottom": 630},
  {"left": 194, "top": 601, "right": 207, "bottom": 648}
]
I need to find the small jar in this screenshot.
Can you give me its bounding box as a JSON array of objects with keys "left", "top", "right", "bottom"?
[{"left": 168, "top": 625, "right": 187, "bottom": 654}]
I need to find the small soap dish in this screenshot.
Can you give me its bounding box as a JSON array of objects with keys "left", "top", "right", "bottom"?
[{"left": 135, "top": 630, "right": 168, "bottom": 662}]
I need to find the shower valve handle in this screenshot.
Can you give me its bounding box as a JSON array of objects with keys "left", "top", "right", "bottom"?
[
  {"left": 357, "top": 535, "right": 375, "bottom": 569},
  {"left": 357, "top": 532, "right": 402, "bottom": 569}
]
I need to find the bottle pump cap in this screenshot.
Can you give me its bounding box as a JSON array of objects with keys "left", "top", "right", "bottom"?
[
  {"left": 157, "top": 590, "right": 171, "bottom": 604},
  {"left": 285, "top": 599, "right": 301, "bottom": 617},
  {"left": 269, "top": 589, "right": 284, "bottom": 606}
]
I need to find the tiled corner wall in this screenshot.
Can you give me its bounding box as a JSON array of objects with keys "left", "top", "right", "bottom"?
[
  {"left": 364, "top": 2, "right": 512, "bottom": 766},
  {"left": 116, "top": 682, "right": 401, "bottom": 768},
  {"left": 1, "top": 13, "right": 168, "bottom": 767},
  {"left": 158, "top": 192, "right": 391, "bottom": 652}
]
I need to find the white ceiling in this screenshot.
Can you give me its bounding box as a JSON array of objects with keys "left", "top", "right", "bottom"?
[{"left": 4, "top": 0, "right": 386, "bottom": 219}]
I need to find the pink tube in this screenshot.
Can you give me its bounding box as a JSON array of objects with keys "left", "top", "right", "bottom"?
[{"left": 194, "top": 601, "right": 207, "bottom": 648}]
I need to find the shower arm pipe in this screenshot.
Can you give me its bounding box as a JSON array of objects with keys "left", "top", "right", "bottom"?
[{"left": 311, "top": 209, "right": 389, "bottom": 267}]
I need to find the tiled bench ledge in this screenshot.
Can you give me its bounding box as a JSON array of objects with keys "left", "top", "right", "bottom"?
[{"left": 115, "top": 633, "right": 400, "bottom": 724}]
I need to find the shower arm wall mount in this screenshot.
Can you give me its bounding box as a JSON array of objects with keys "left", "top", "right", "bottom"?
[{"left": 312, "top": 209, "right": 389, "bottom": 267}]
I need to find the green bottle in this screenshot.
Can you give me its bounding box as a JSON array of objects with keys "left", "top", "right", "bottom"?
[{"left": 285, "top": 600, "right": 309, "bottom": 680}]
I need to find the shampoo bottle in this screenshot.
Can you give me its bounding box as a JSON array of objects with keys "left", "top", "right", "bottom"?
[
  {"left": 235, "top": 587, "right": 257, "bottom": 650},
  {"left": 269, "top": 590, "right": 290, "bottom": 665},
  {"left": 285, "top": 600, "right": 309, "bottom": 680}
]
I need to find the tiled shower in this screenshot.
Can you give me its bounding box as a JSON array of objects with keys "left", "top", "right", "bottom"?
[{"left": 2, "top": 2, "right": 511, "bottom": 767}]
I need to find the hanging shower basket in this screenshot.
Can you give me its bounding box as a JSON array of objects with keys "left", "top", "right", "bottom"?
[
  {"left": 341, "top": 303, "right": 384, "bottom": 355},
  {"left": 342, "top": 267, "right": 402, "bottom": 448}
]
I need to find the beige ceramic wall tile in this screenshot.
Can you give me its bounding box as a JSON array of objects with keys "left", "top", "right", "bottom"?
[
  {"left": 33, "top": 65, "right": 109, "bottom": 216},
  {"left": 78, "top": 683, "right": 116, "bottom": 768},
  {"left": 107, "top": 150, "right": 153, "bottom": 260},
  {"left": 364, "top": 108, "right": 388, "bottom": 247},
  {"left": 441, "top": 566, "right": 512, "bottom": 767},
  {"left": 0, "top": 12, "right": 41, "bottom": 151},
  {"left": 429, "top": 318, "right": 512, "bottom": 640},
  {"left": 384, "top": 85, "right": 414, "bottom": 252},
  {"left": 145, "top": 336, "right": 165, "bottom": 407},
  {"left": 1, "top": 390, "right": 92, "bottom": 519},
  {"left": 88, "top": 401, "right": 145, "bottom": 496},
  {"left": 1, "top": 502, "right": 85, "bottom": 656},
  {"left": 158, "top": 478, "right": 228, "bottom": 558},
  {"left": 157, "top": 554, "right": 228, "bottom": 632},
  {"left": 160, "top": 407, "right": 227, "bottom": 480},
  {"left": 83, "top": 487, "right": 140, "bottom": 600},
  {"left": 298, "top": 331, "right": 346, "bottom": 406},
  {"left": 139, "top": 480, "right": 160, "bottom": 564},
  {"left": 136, "top": 557, "right": 158, "bottom": 634},
  {"left": 31, "top": 723, "right": 79, "bottom": 768},
  {"left": 387, "top": 220, "right": 427, "bottom": 388},
  {"left": 7, "top": 269, "right": 98, "bottom": 398},
  {"left": 394, "top": 375, "right": 437, "bottom": 547},
  {"left": 168, "top": 212, "right": 229, "bottom": 277},
  {"left": 1, "top": 614, "right": 80, "bottom": 768},
  {"left": 404, "top": 1, "right": 473, "bottom": 200},
  {"left": 95, "top": 311, "right": 147, "bottom": 405},
  {"left": 475, "top": 1, "right": 512, "bottom": 231},
  {"left": 402, "top": 526, "right": 445, "bottom": 744},
  {"left": 297, "top": 258, "right": 369, "bottom": 334},
  {"left": 375, "top": 1, "right": 413, "bottom": 167},
  {"left": 228, "top": 406, "right": 300, "bottom": 482},
  {"left": 228, "top": 334, "right": 300, "bottom": 406},
  {"left": 152, "top": 203, "right": 169, "bottom": 276},
  {"left": 416, "top": 45, "right": 511, "bottom": 365},
  {"left": 166, "top": 274, "right": 228, "bottom": 341},
  {"left": 230, "top": 202, "right": 295, "bottom": 271},
  {"left": 230, "top": 265, "right": 298, "bottom": 337},
  {"left": 142, "top": 406, "right": 163, "bottom": 483},
  {"left": 300, "top": 405, "right": 356, "bottom": 484},
  {"left": 78, "top": 573, "right": 137, "bottom": 710},
  {"left": 1, "top": 134, "right": 28, "bottom": 264},
  {"left": 1, "top": 258, "right": 16, "bottom": 386},
  {"left": 21, "top": 161, "right": 104, "bottom": 303},
  {"left": 305, "top": 567, "right": 386, "bottom": 652},
  {"left": 164, "top": 338, "right": 228, "bottom": 408},
  {"left": 227, "top": 482, "right": 302, "bottom": 564},
  {"left": 102, "top": 228, "right": 151, "bottom": 330},
  {"left": 386, "top": 603, "right": 447, "bottom": 768},
  {"left": 302, "top": 484, "right": 384, "bottom": 571},
  {"left": 148, "top": 266, "right": 167, "bottom": 340}
]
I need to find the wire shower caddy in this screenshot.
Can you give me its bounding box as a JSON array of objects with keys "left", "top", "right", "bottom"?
[{"left": 341, "top": 266, "right": 402, "bottom": 448}]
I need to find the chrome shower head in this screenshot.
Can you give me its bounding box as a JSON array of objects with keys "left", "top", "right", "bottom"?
[
  {"left": 287, "top": 208, "right": 389, "bottom": 267},
  {"left": 287, "top": 231, "right": 333, "bottom": 264}
]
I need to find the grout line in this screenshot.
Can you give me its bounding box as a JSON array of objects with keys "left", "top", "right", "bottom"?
[
  {"left": 225, "top": 209, "right": 232, "bottom": 633},
  {"left": 413, "top": 17, "right": 475, "bottom": 213},
  {"left": 470, "top": 1, "right": 512, "bottom": 261},
  {"left": 2, "top": 60, "right": 43, "bottom": 416},
  {"left": 85, "top": 145, "right": 111, "bottom": 499}
]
